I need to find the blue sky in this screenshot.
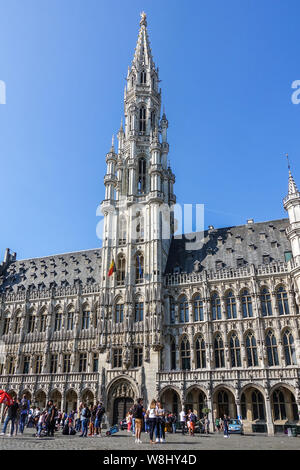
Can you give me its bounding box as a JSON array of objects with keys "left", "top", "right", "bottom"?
[{"left": 0, "top": 0, "right": 300, "bottom": 260}]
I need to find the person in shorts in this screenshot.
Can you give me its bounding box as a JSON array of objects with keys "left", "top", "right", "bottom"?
[{"left": 133, "top": 398, "right": 144, "bottom": 444}]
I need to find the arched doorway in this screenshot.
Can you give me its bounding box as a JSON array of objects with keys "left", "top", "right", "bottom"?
[
  {"left": 21, "top": 390, "right": 32, "bottom": 402},
  {"left": 213, "top": 388, "right": 237, "bottom": 419},
  {"left": 82, "top": 389, "right": 94, "bottom": 406},
  {"left": 185, "top": 387, "right": 207, "bottom": 418},
  {"left": 50, "top": 389, "right": 62, "bottom": 410},
  {"left": 66, "top": 390, "right": 78, "bottom": 413},
  {"left": 108, "top": 379, "right": 136, "bottom": 425},
  {"left": 271, "top": 386, "right": 299, "bottom": 433},
  {"left": 160, "top": 388, "right": 181, "bottom": 418},
  {"left": 240, "top": 386, "right": 267, "bottom": 433},
  {"left": 35, "top": 390, "right": 47, "bottom": 409}
]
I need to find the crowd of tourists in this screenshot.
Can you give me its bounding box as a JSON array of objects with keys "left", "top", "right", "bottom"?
[{"left": 0, "top": 394, "right": 232, "bottom": 442}]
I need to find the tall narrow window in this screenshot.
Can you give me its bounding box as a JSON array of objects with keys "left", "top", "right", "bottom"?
[
  {"left": 14, "top": 316, "right": 21, "bottom": 334},
  {"left": 40, "top": 314, "right": 47, "bottom": 332},
  {"left": 50, "top": 354, "right": 58, "bottom": 373},
  {"left": 63, "top": 354, "right": 71, "bottom": 373},
  {"left": 23, "top": 356, "right": 30, "bottom": 374},
  {"left": 82, "top": 310, "right": 90, "bottom": 330},
  {"left": 113, "top": 349, "right": 122, "bottom": 368},
  {"left": 93, "top": 353, "right": 98, "bottom": 372},
  {"left": 67, "top": 310, "right": 74, "bottom": 331},
  {"left": 27, "top": 314, "right": 35, "bottom": 333},
  {"left": 266, "top": 330, "right": 279, "bottom": 366},
  {"left": 283, "top": 330, "right": 296, "bottom": 365},
  {"left": 115, "top": 303, "right": 124, "bottom": 323},
  {"left": 214, "top": 334, "right": 225, "bottom": 368},
  {"left": 277, "top": 286, "right": 290, "bottom": 315},
  {"left": 35, "top": 355, "right": 43, "bottom": 374},
  {"left": 170, "top": 297, "right": 175, "bottom": 324},
  {"left": 3, "top": 317, "right": 10, "bottom": 335},
  {"left": 170, "top": 337, "right": 176, "bottom": 370},
  {"left": 211, "top": 293, "right": 221, "bottom": 320},
  {"left": 230, "top": 333, "right": 241, "bottom": 367},
  {"left": 261, "top": 288, "right": 272, "bottom": 316},
  {"left": 7, "top": 356, "right": 15, "bottom": 375},
  {"left": 133, "top": 348, "right": 143, "bottom": 367},
  {"left": 180, "top": 337, "right": 191, "bottom": 370},
  {"left": 135, "top": 212, "right": 144, "bottom": 242},
  {"left": 246, "top": 332, "right": 258, "bottom": 366},
  {"left": 272, "top": 391, "right": 286, "bottom": 420},
  {"left": 135, "top": 253, "right": 144, "bottom": 283},
  {"left": 54, "top": 310, "right": 62, "bottom": 331},
  {"left": 117, "top": 254, "right": 126, "bottom": 286},
  {"left": 179, "top": 296, "right": 189, "bottom": 323},
  {"left": 79, "top": 353, "right": 87, "bottom": 372},
  {"left": 118, "top": 217, "right": 127, "bottom": 245},
  {"left": 226, "top": 291, "right": 237, "bottom": 319},
  {"left": 241, "top": 290, "right": 253, "bottom": 317},
  {"left": 139, "top": 106, "right": 146, "bottom": 133},
  {"left": 252, "top": 391, "right": 265, "bottom": 420},
  {"left": 140, "top": 70, "right": 146, "bottom": 84},
  {"left": 151, "top": 110, "right": 156, "bottom": 129},
  {"left": 137, "top": 158, "right": 146, "bottom": 193},
  {"left": 134, "top": 302, "right": 144, "bottom": 322},
  {"left": 193, "top": 295, "right": 204, "bottom": 321},
  {"left": 195, "top": 336, "right": 206, "bottom": 369}
]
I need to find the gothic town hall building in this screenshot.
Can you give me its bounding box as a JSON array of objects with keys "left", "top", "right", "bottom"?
[{"left": 0, "top": 13, "right": 300, "bottom": 434}]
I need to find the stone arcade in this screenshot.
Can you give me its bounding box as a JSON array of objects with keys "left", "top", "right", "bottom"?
[{"left": 0, "top": 13, "right": 300, "bottom": 434}]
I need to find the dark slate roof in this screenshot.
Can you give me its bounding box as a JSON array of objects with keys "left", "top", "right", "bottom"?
[
  {"left": 0, "top": 248, "right": 102, "bottom": 293},
  {"left": 165, "top": 218, "right": 291, "bottom": 274}
]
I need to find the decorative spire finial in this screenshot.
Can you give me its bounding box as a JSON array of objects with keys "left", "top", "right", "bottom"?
[
  {"left": 286, "top": 153, "right": 290, "bottom": 170},
  {"left": 140, "top": 11, "right": 147, "bottom": 27}
]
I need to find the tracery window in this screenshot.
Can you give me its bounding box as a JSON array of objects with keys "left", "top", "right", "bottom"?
[
  {"left": 137, "top": 158, "right": 146, "bottom": 193},
  {"left": 230, "top": 333, "right": 241, "bottom": 367},
  {"left": 277, "top": 286, "right": 290, "bottom": 315},
  {"left": 226, "top": 291, "right": 237, "bottom": 319},
  {"left": 82, "top": 310, "right": 90, "bottom": 330},
  {"left": 214, "top": 334, "right": 225, "bottom": 368},
  {"left": 179, "top": 296, "right": 189, "bottom": 323},
  {"left": 117, "top": 254, "right": 126, "bottom": 286},
  {"left": 170, "top": 336, "right": 176, "bottom": 370},
  {"left": 266, "top": 330, "right": 279, "bottom": 366},
  {"left": 180, "top": 337, "right": 191, "bottom": 370},
  {"left": 195, "top": 336, "right": 206, "bottom": 369},
  {"left": 252, "top": 390, "right": 265, "bottom": 420},
  {"left": 241, "top": 289, "right": 253, "bottom": 318},
  {"left": 115, "top": 303, "right": 124, "bottom": 323},
  {"left": 283, "top": 330, "right": 296, "bottom": 365},
  {"left": 135, "top": 253, "right": 144, "bottom": 283},
  {"left": 139, "top": 106, "right": 146, "bottom": 133},
  {"left": 272, "top": 390, "right": 286, "bottom": 420},
  {"left": 211, "top": 293, "right": 221, "bottom": 320},
  {"left": 261, "top": 288, "right": 273, "bottom": 316},
  {"left": 246, "top": 332, "right": 258, "bottom": 367},
  {"left": 193, "top": 295, "right": 204, "bottom": 321}
]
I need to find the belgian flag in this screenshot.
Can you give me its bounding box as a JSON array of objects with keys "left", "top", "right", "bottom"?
[{"left": 108, "top": 259, "right": 116, "bottom": 277}]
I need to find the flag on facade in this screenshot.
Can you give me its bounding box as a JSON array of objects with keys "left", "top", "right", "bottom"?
[{"left": 108, "top": 259, "right": 116, "bottom": 277}]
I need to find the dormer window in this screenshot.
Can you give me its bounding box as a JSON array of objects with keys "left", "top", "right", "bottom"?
[
  {"left": 263, "top": 254, "right": 270, "bottom": 264},
  {"left": 237, "top": 258, "right": 244, "bottom": 268},
  {"left": 215, "top": 260, "right": 223, "bottom": 270}
]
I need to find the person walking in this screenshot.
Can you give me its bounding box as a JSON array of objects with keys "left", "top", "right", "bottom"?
[
  {"left": 223, "top": 414, "right": 230, "bottom": 438},
  {"left": 204, "top": 415, "right": 210, "bottom": 434},
  {"left": 215, "top": 417, "right": 221, "bottom": 433},
  {"left": 45, "top": 400, "right": 56, "bottom": 437},
  {"left": 0, "top": 397, "right": 19, "bottom": 437},
  {"left": 19, "top": 394, "right": 30, "bottom": 434},
  {"left": 179, "top": 407, "right": 186, "bottom": 435}
]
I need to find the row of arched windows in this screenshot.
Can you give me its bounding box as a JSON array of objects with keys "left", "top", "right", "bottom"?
[
  {"left": 170, "top": 286, "right": 292, "bottom": 324},
  {"left": 116, "top": 252, "right": 144, "bottom": 286},
  {"left": 171, "top": 329, "right": 297, "bottom": 370}
]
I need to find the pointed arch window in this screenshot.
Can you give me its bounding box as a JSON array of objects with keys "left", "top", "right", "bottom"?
[
  {"left": 195, "top": 336, "right": 206, "bottom": 369},
  {"left": 283, "top": 330, "right": 296, "bottom": 365},
  {"left": 170, "top": 336, "right": 176, "bottom": 370},
  {"left": 272, "top": 390, "right": 286, "bottom": 420},
  {"left": 82, "top": 309, "right": 90, "bottom": 330},
  {"left": 151, "top": 110, "right": 156, "bottom": 130},
  {"left": 135, "top": 252, "right": 144, "bottom": 283},
  {"left": 266, "top": 330, "right": 279, "bottom": 366},
  {"left": 118, "top": 217, "right": 127, "bottom": 245},
  {"left": 246, "top": 332, "right": 258, "bottom": 367},
  {"left": 139, "top": 106, "right": 146, "bottom": 133},
  {"left": 211, "top": 293, "right": 221, "bottom": 320},
  {"left": 214, "top": 334, "right": 225, "bottom": 368},
  {"left": 226, "top": 291, "right": 237, "bottom": 319},
  {"left": 179, "top": 296, "right": 189, "bottom": 323},
  {"left": 241, "top": 289, "right": 253, "bottom": 317},
  {"left": 277, "top": 286, "right": 290, "bottom": 315},
  {"left": 169, "top": 297, "right": 175, "bottom": 324},
  {"left": 54, "top": 310, "right": 62, "bottom": 332},
  {"left": 252, "top": 391, "right": 265, "bottom": 420},
  {"left": 67, "top": 309, "right": 74, "bottom": 331},
  {"left": 117, "top": 254, "right": 126, "bottom": 286},
  {"left": 140, "top": 70, "right": 146, "bottom": 84},
  {"left": 261, "top": 288, "right": 272, "bottom": 316},
  {"left": 134, "top": 301, "right": 144, "bottom": 322},
  {"left": 180, "top": 337, "right": 191, "bottom": 370},
  {"left": 229, "top": 333, "right": 241, "bottom": 367},
  {"left": 193, "top": 295, "right": 204, "bottom": 321},
  {"left": 137, "top": 158, "right": 146, "bottom": 194},
  {"left": 136, "top": 211, "right": 144, "bottom": 242},
  {"left": 115, "top": 303, "right": 124, "bottom": 323}
]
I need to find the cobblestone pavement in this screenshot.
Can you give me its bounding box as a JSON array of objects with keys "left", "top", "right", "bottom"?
[{"left": 0, "top": 428, "right": 299, "bottom": 450}]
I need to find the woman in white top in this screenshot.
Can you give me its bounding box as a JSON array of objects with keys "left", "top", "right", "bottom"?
[
  {"left": 146, "top": 399, "right": 158, "bottom": 444},
  {"left": 179, "top": 407, "right": 186, "bottom": 435}
]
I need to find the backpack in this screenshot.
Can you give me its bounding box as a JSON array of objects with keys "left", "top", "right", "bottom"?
[
  {"left": 132, "top": 405, "right": 139, "bottom": 419},
  {"left": 82, "top": 408, "right": 91, "bottom": 419},
  {"left": 190, "top": 413, "right": 196, "bottom": 423}
]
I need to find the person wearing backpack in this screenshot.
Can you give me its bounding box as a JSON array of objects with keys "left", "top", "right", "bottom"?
[
  {"left": 79, "top": 403, "right": 90, "bottom": 437},
  {"left": 94, "top": 402, "right": 105, "bottom": 436},
  {"left": 188, "top": 410, "right": 196, "bottom": 436}
]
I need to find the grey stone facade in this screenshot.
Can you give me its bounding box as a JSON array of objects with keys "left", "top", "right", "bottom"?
[{"left": 0, "top": 13, "right": 300, "bottom": 434}]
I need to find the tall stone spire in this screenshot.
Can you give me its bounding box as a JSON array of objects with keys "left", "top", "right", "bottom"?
[
  {"left": 132, "top": 12, "right": 155, "bottom": 71},
  {"left": 288, "top": 169, "right": 299, "bottom": 196}
]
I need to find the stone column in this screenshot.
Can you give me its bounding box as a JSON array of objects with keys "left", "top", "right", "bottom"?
[{"left": 265, "top": 397, "right": 274, "bottom": 435}]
